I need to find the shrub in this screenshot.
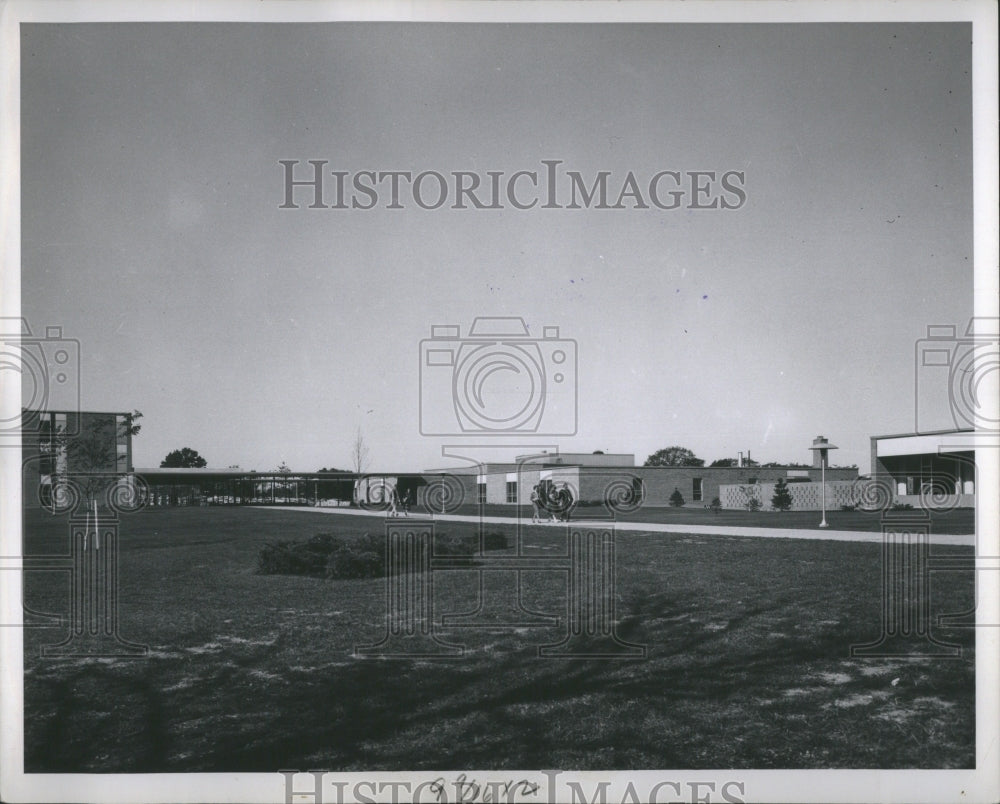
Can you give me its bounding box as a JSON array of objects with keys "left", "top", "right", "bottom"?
[
  {"left": 745, "top": 497, "right": 762, "bottom": 512},
  {"left": 840, "top": 504, "right": 856, "bottom": 512},
  {"left": 891, "top": 502, "right": 914, "bottom": 511},
  {"left": 482, "top": 531, "right": 510, "bottom": 551},
  {"left": 434, "top": 531, "right": 509, "bottom": 557},
  {"left": 709, "top": 497, "right": 722, "bottom": 514},
  {"left": 258, "top": 529, "right": 511, "bottom": 581},
  {"left": 434, "top": 534, "right": 475, "bottom": 558},
  {"left": 325, "top": 543, "right": 384, "bottom": 579},
  {"left": 259, "top": 532, "right": 387, "bottom": 579},
  {"left": 669, "top": 488, "right": 685, "bottom": 507},
  {"left": 257, "top": 533, "right": 340, "bottom": 577}
]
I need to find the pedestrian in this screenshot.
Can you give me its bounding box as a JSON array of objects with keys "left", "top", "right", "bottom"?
[
  {"left": 387, "top": 485, "right": 399, "bottom": 517},
  {"left": 401, "top": 489, "right": 412, "bottom": 517},
  {"left": 530, "top": 484, "right": 543, "bottom": 523}
]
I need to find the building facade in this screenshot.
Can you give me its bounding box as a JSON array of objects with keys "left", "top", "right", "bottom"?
[
  {"left": 21, "top": 410, "right": 134, "bottom": 509},
  {"left": 870, "top": 428, "right": 976, "bottom": 507},
  {"left": 428, "top": 452, "right": 858, "bottom": 508}
]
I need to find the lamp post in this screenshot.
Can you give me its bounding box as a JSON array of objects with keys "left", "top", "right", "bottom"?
[{"left": 808, "top": 436, "right": 838, "bottom": 528}]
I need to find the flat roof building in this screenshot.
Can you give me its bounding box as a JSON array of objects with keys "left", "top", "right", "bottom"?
[{"left": 870, "top": 428, "right": 976, "bottom": 507}]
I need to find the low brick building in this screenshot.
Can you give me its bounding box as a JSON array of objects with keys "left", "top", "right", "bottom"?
[{"left": 425, "top": 450, "right": 858, "bottom": 509}]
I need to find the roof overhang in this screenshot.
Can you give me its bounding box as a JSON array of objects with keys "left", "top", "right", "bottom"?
[{"left": 875, "top": 432, "right": 979, "bottom": 458}]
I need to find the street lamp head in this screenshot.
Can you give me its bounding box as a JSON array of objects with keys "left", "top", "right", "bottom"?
[{"left": 808, "top": 435, "right": 839, "bottom": 458}]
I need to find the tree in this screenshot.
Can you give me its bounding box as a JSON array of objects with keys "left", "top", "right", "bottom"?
[
  {"left": 710, "top": 457, "right": 759, "bottom": 467},
  {"left": 669, "top": 487, "right": 685, "bottom": 507},
  {"left": 273, "top": 462, "right": 292, "bottom": 499},
  {"left": 124, "top": 410, "right": 143, "bottom": 439},
  {"left": 56, "top": 410, "right": 143, "bottom": 509},
  {"left": 644, "top": 446, "right": 704, "bottom": 467},
  {"left": 350, "top": 427, "right": 371, "bottom": 474},
  {"left": 771, "top": 478, "right": 793, "bottom": 511},
  {"left": 160, "top": 447, "right": 207, "bottom": 468}
]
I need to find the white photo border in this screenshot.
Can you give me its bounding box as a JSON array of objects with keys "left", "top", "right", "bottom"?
[{"left": 1, "top": 1, "right": 997, "bottom": 802}]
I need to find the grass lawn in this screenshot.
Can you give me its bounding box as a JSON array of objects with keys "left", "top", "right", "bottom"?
[
  {"left": 22, "top": 506, "right": 975, "bottom": 772},
  {"left": 445, "top": 502, "right": 976, "bottom": 534}
]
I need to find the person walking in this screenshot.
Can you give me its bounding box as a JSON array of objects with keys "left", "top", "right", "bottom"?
[
  {"left": 401, "top": 489, "right": 412, "bottom": 517},
  {"left": 530, "top": 484, "right": 543, "bottom": 523}
]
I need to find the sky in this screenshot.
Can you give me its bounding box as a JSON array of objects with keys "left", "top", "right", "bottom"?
[{"left": 19, "top": 21, "right": 973, "bottom": 473}]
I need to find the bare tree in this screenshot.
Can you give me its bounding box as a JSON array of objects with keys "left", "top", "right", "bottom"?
[{"left": 350, "top": 426, "right": 371, "bottom": 474}]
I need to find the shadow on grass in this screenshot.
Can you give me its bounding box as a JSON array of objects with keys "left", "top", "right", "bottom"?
[
  {"left": 27, "top": 589, "right": 974, "bottom": 772},
  {"left": 22, "top": 507, "right": 975, "bottom": 772}
]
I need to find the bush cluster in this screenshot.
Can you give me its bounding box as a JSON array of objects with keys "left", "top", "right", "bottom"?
[
  {"left": 325, "top": 533, "right": 385, "bottom": 579},
  {"left": 257, "top": 530, "right": 510, "bottom": 580},
  {"left": 257, "top": 533, "right": 343, "bottom": 577}
]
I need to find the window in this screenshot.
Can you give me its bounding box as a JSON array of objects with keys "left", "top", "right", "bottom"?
[
  {"left": 692, "top": 477, "right": 703, "bottom": 502},
  {"left": 506, "top": 481, "right": 518, "bottom": 504},
  {"left": 477, "top": 482, "right": 487, "bottom": 505}
]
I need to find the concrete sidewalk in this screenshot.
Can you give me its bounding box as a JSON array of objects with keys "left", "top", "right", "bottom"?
[{"left": 258, "top": 506, "right": 976, "bottom": 546}]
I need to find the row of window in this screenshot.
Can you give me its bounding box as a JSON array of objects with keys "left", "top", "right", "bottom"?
[{"left": 35, "top": 412, "right": 131, "bottom": 476}]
